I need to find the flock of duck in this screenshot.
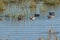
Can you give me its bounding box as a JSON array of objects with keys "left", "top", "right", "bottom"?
[
  {"left": 0, "top": 0, "right": 59, "bottom": 21},
  {"left": 0, "top": 0, "right": 60, "bottom": 40},
  {"left": 0, "top": 12, "right": 55, "bottom": 21}
]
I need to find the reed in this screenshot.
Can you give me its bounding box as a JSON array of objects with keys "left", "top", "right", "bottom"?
[
  {"left": 0, "top": 2, "right": 6, "bottom": 13},
  {"left": 9, "top": 0, "right": 16, "bottom": 3},
  {"left": 2, "top": 0, "right": 9, "bottom": 5},
  {"left": 44, "top": 0, "right": 60, "bottom": 6}
]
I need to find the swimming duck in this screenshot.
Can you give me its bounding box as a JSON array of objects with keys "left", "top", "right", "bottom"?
[
  {"left": 30, "top": 16, "right": 36, "bottom": 20},
  {"left": 48, "top": 15, "right": 54, "bottom": 19},
  {"left": 48, "top": 12, "right": 55, "bottom": 19},
  {"left": 34, "top": 13, "right": 40, "bottom": 17},
  {"left": 0, "top": 18, "right": 2, "bottom": 21},
  {"left": 49, "top": 12, "right": 55, "bottom": 16},
  {"left": 18, "top": 14, "right": 24, "bottom": 21}
]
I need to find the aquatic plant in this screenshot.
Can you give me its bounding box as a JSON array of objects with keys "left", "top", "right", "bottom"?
[
  {"left": 0, "top": 2, "right": 6, "bottom": 13},
  {"left": 9, "top": 0, "right": 16, "bottom": 3},
  {"left": 44, "top": 0, "right": 60, "bottom": 6},
  {"left": 2, "top": 0, "right": 9, "bottom": 5}
]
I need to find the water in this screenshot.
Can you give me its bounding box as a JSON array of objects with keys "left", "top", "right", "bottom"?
[{"left": 0, "top": 3, "right": 60, "bottom": 40}]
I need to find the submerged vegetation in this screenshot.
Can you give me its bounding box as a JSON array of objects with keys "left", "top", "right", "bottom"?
[{"left": 38, "top": 28, "right": 58, "bottom": 40}]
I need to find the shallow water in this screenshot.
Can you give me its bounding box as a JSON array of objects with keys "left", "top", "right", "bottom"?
[{"left": 0, "top": 3, "right": 60, "bottom": 40}]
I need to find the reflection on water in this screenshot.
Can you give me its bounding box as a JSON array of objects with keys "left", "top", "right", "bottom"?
[{"left": 0, "top": 2, "right": 60, "bottom": 40}]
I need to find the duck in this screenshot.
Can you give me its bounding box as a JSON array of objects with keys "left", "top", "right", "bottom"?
[
  {"left": 18, "top": 14, "right": 24, "bottom": 21},
  {"left": 0, "top": 18, "right": 2, "bottom": 21},
  {"left": 49, "top": 12, "right": 55, "bottom": 16},
  {"left": 34, "top": 13, "right": 40, "bottom": 17},
  {"left": 30, "top": 16, "right": 36, "bottom": 20},
  {"left": 48, "top": 12, "right": 55, "bottom": 19},
  {"left": 48, "top": 15, "right": 54, "bottom": 19}
]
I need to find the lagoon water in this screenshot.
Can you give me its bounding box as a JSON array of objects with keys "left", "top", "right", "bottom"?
[{"left": 0, "top": 3, "right": 60, "bottom": 40}]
